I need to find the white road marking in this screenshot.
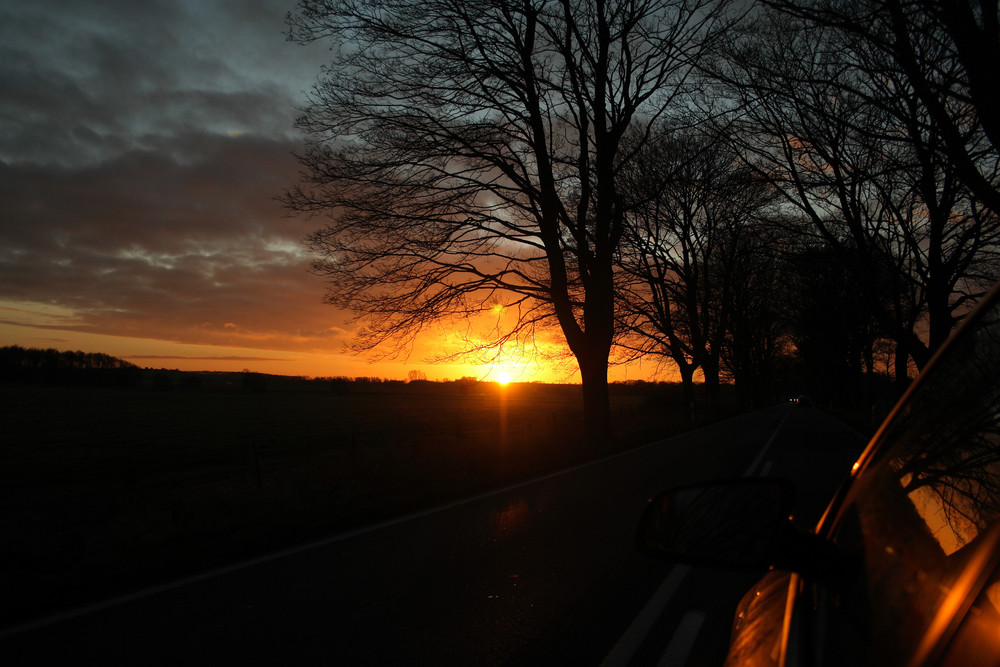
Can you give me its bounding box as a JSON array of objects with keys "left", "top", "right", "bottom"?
[
  {"left": 657, "top": 611, "right": 707, "bottom": 667},
  {"left": 601, "top": 406, "right": 793, "bottom": 666},
  {"left": 742, "top": 409, "right": 792, "bottom": 478},
  {"left": 600, "top": 565, "right": 692, "bottom": 667},
  {"left": 5, "top": 407, "right": 795, "bottom": 645},
  {"left": 0, "top": 441, "right": 675, "bottom": 639}
]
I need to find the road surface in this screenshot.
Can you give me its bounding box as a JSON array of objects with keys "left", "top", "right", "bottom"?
[{"left": 0, "top": 403, "right": 865, "bottom": 665}]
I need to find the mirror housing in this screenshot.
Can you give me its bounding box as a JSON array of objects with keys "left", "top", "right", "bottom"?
[{"left": 636, "top": 478, "right": 796, "bottom": 572}]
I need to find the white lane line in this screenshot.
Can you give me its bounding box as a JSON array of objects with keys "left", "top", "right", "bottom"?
[
  {"left": 1, "top": 436, "right": 689, "bottom": 640},
  {"left": 657, "top": 611, "right": 707, "bottom": 667},
  {"left": 5, "top": 407, "right": 795, "bottom": 642},
  {"left": 742, "top": 408, "right": 792, "bottom": 478},
  {"left": 600, "top": 565, "right": 692, "bottom": 667},
  {"left": 759, "top": 460, "right": 773, "bottom": 477},
  {"left": 601, "top": 408, "right": 792, "bottom": 667}
]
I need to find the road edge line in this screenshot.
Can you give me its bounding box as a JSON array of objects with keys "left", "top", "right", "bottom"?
[
  {"left": 598, "top": 407, "right": 793, "bottom": 666},
  {"left": 599, "top": 564, "right": 692, "bottom": 667}
]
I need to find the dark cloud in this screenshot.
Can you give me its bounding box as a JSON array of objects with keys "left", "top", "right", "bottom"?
[
  {"left": 0, "top": 132, "right": 354, "bottom": 352},
  {"left": 0, "top": 0, "right": 325, "bottom": 166},
  {"left": 0, "top": 0, "right": 349, "bottom": 357}
]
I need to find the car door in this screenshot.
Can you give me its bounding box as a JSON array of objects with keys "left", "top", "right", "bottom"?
[{"left": 786, "top": 288, "right": 1000, "bottom": 667}]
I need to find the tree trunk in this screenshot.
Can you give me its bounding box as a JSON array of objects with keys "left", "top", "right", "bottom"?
[
  {"left": 894, "top": 338, "right": 911, "bottom": 394},
  {"left": 578, "top": 348, "right": 612, "bottom": 451},
  {"left": 678, "top": 363, "right": 698, "bottom": 424},
  {"left": 926, "top": 280, "right": 953, "bottom": 354},
  {"left": 702, "top": 358, "right": 721, "bottom": 416}
]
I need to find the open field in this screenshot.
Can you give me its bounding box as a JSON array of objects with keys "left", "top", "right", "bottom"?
[{"left": 1, "top": 378, "right": 717, "bottom": 627}]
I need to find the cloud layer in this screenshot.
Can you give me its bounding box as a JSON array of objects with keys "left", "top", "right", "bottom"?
[{"left": 0, "top": 0, "right": 354, "bottom": 358}]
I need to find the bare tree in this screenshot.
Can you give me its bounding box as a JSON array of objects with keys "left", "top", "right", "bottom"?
[
  {"left": 713, "top": 5, "right": 1000, "bottom": 375},
  {"left": 618, "top": 126, "right": 774, "bottom": 414},
  {"left": 765, "top": 0, "right": 1000, "bottom": 213},
  {"left": 284, "top": 0, "right": 740, "bottom": 442},
  {"left": 720, "top": 222, "right": 793, "bottom": 407},
  {"left": 783, "top": 242, "right": 884, "bottom": 405}
]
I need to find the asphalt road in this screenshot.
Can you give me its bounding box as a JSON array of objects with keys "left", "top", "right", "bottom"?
[{"left": 0, "top": 403, "right": 866, "bottom": 666}]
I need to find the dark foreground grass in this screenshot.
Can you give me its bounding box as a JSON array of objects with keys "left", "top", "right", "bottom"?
[{"left": 1, "top": 380, "right": 701, "bottom": 627}]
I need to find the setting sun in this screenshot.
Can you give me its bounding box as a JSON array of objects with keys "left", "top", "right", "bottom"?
[{"left": 496, "top": 371, "right": 512, "bottom": 385}]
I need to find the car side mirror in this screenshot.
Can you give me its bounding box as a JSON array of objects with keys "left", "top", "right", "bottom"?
[{"left": 636, "top": 478, "right": 796, "bottom": 572}]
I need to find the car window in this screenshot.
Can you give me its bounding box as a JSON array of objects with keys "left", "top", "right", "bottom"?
[{"left": 826, "top": 297, "right": 1000, "bottom": 667}]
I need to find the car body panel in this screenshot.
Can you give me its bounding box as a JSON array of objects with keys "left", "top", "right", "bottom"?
[
  {"left": 724, "top": 571, "right": 794, "bottom": 667},
  {"left": 642, "top": 284, "right": 1000, "bottom": 667}
]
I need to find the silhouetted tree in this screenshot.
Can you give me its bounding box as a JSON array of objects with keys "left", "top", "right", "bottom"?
[
  {"left": 782, "top": 245, "right": 881, "bottom": 407},
  {"left": 765, "top": 0, "right": 1000, "bottom": 213},
  {"left": 618, "top": 126, "right": 774, "bottom": 414},
  {"left": 713, "top": 3, "right": 1000, "bottom": 373},
  {"left": 720, "top": 223, "right": 793, "bottom": 406},
  {"left": 0, "top": 345, "right": 140, "bottom": 386},
  {"left": 284, "top": 0, "right": 743, "bottom": 443}
]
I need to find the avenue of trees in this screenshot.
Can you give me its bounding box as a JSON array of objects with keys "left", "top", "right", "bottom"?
[{"left": 285, "top": 0, "right": 1000, "bottom": 438}]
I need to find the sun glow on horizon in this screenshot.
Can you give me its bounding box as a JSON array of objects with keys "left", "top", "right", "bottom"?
[{"left": 0, "top": 297, "right": 672, "bottom": 384}]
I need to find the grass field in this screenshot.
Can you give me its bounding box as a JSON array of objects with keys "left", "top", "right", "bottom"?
[{"left": 1, "top": 378, "right": 707, "bottom": 627}]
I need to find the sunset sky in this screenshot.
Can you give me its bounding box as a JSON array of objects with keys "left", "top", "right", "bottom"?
[{"left": 0, "top": 0, "right": 667, "bottom": 383}]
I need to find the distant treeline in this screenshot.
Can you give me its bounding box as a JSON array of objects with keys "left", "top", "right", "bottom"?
[
  {"left": 0, "top": 344, "right": 700, "bottom": 396},
  {"left": 0, "top": 345, "right": 142, "bottom": 386}
]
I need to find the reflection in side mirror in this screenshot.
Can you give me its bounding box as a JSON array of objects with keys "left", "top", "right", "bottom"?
[{"left": 637, "top": 478, "right": 796, "bottom": 572}]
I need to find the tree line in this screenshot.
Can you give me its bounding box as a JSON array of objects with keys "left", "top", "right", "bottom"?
[
  {"left": 0, "top": 345, "right": 142, "bottom": 386},
  {"left": 284, "top": 0, "right": 1000, "bottom": 441}
]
